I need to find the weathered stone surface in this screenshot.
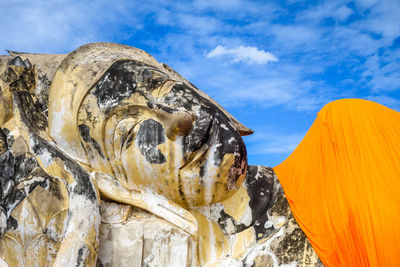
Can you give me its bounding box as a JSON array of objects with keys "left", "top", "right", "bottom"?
[
  {"left": 98, "top": 200, "right": 195, "bottom": 267},
  {"left": 0, "top": 43, "right": 321, "bottom": 266}
]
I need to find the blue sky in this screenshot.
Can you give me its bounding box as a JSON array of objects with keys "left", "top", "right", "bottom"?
[{"left": 1, "top": 0, "right": 399, "bottom": 167}]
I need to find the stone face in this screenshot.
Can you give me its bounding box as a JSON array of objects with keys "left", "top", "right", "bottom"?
[
  {"left": 47, "top": 43, "right": 248, "bottom": 207},
  {"left": 0, "top": 43, "right": 321, "bottom": 266}
]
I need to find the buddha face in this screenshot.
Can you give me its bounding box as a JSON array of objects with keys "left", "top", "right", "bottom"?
[{"left": 72, "top": 58, "right": 247, "bottom": 207}]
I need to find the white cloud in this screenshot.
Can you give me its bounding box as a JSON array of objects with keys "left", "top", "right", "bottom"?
[
  {"left": 156, "top": 9, "right": 223, "bottom": 35},
  {"left": 193, "top": 0, "right": 243, "bottom": 11},
  {"left": 334, "top": 6, "right": 354, "bottom": 21},
  {"left": 226, "top": 78, "right": 299, "bottom": 106},
  {"left": 0, "top": 0, "right": 145, "bottom": 53},
  {"left": 295, "top": 2, "right": 354, "bottom": 23},
  {"left": 206, "top": 45, "right": 278, "bottom": 65},
  {"left": 355, "top": 0, "right": 380, "bottom": 8},
  {"left": 361, "top": 53, "right": 400, "bottom": 93},
  {"left": 354, "top": 0, "right": 400, "bottom": 41},
  {"left": 192, "top": 0, "right": 276, "bottom": 17},
  {"left": 330, "top": 27, "right": 380, "bottom": 56},
  {"left": 172, "top": 51, "right": 332, "bottom": 112}
]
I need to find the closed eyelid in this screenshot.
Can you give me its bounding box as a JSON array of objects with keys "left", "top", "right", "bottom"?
[
  {"left": 122, "top": 121, "right": 140, "bottom": 150},
  {"left": 112, "top": 118, "right": 142, "bottom": 157}
]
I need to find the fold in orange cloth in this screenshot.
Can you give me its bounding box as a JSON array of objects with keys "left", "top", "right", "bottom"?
[{"left": 274, "top": 99, "right": 400, "bottom": 266}]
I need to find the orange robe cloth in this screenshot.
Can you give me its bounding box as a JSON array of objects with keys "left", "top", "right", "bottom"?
[{"left": 274, "top": 99, "right": 400, "bottom": 266}]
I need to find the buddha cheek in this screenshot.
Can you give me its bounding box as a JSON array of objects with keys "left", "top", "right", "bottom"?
[
  {"left": 120, "top": 127, "right": 186, "bottom": 203},
  {"left": 121, "top": 145, "right": 157, "bottom": 190},
  {"left": 121, "top": 118, "right": 166, "bottom": 187}
]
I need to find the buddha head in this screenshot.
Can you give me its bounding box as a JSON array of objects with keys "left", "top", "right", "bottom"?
[{"left": 48, "top": 43, "right": 252, "bottom": 207}]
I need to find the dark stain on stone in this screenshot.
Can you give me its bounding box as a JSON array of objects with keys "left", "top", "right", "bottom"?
[
  {"left": 92, "top": 60, "right": 171, "bottom": 113},
  {"left": 136, "top": 119, "right": 166, "bottom": 164},
  {"left": 1, "top": 67, "right": 18, "bottom": 83},
  {"left": 43, "top": 176, "right": 66, "bottom": 201},
  {"left": 6, "top": 216, "right": 18, "bottom": 231},
  {"left": 199, "top": 164, "right": 205, "bottom": 177},
  {"left": 245, "top": 165, "right": 275, "bottom": 239},
  {"left": 13, "top": 91, "right": 48, "bottom": 131},
  {"left": 0, "top": 129, "right": 7, "bottom": 155},
  {"left": 15, "top": 154, "right": 38, "bottom": 180},
  {"left": 217, "top": 210, "right": 249, "bottom": 234},
  {"left": 31, "top": 134, "right": 98, "bottom": 202},
  {"left": 0, "top": 151, "right": 16, "bottom": 184},
  {"left": 214, "top": 166, "right": 282, "bottom": 239},
  {"left": 269, "top": 192, "right": 291, "bottom": 218},
  {"left": 78, "top": 124, "right": 104, "bottom": 157},
  {"left": 0, "top": 149, "right": 51, "bottom": 235},
  {"left": 2, "top": 128, "right": 14, "bottom": 148},
  {"left": 2, "top": 65, "right": 36, "bottom": 93},
  {"left": 97, "top": 260, "right": 105, "bottom": 267},
  {"left": 177, "top": 174, "right": 186, "bottom": 204},
  {"left": 7, "top": 56, "right": 32, "bottom": 68},
  {"left": 76, "top": 246, "right": 85, "bottom": 266},
  {"left": 92, "top": 60, "right": 140, "bottom": 109},
  {"left": 23, "top": 58, "right": 32, "bottom": 68},
  {"left": 36, "top": 73, "right": 51, "bottom": 113},
  {"left": 9, "top": 56, "right": 25, "bottom": 67},
  {"left": 0, "top": 151, "right": 16, "bottom": 198},
  {"left": 272, "top": 227, "right": 309, "bottom": 265}
]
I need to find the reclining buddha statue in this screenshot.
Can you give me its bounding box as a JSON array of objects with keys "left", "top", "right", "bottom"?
[
  {"left": 2, "top": 42, "right": 399, "bottom": 267},
  {"left": 0, "top": 42, "right": 320, "bottom": 266}
]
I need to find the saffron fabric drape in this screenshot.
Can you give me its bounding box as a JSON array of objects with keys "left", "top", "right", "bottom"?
[{"left": 274, "top": 99, "right": 400, "bottom": 266}]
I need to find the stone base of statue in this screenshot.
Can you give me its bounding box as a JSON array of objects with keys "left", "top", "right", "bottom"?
[{"left": 98, "top": 200, "right": 195, "bottom": 267}]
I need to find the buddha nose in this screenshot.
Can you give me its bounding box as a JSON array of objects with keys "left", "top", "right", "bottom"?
[{"left": 162, "top": 111, "right": 196, "bottom": 140}]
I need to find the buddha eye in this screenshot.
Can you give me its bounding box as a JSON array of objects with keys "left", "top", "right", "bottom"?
[
  {"left": 114, "top": 118, "right": 141, "bottom": 155},
  {"left": 124, "top": 124, "right": 136, "bottom": 149}
]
